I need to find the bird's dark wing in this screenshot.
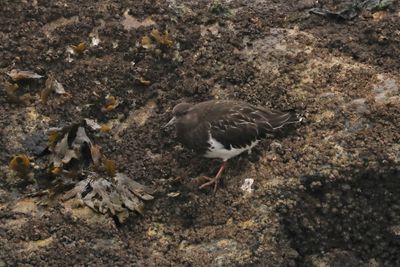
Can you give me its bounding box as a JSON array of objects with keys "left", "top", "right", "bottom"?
[
  {"left": 207, "top": 102, "right": 301, "bottom": 149},
  {"left": 209, "top": 112, "right": 261, "bottom": 149}
]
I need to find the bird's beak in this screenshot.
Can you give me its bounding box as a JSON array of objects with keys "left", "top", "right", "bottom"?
[{"left": 163, "top": 117, "right": 176, "bottom": 128}]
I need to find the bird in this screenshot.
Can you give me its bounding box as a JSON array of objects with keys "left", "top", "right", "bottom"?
[{"left": 165, "top": 100, "right": 302, "bottom": 192}]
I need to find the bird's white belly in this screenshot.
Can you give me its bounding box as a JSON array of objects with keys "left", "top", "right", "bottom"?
[{"left": 205, "top": 137, "right": 259, "bottom": 161}]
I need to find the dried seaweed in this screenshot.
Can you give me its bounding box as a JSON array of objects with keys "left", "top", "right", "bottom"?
[
  {"left": 27, "top": 121, "right": 154, "bottom": 223},
  {"left": 309, "top": 0, "right": 394, "bottom": 20},
  {"left": 7, "top": 69, "right": 43, "bottom": 81},
  {"left": 360, "top": 0, "right": 394, "bottom": 11},
  {"left": 84, "top": 118, "right": 101, "bottom": 130},
  {"left": 141, "top": 36, "right": 153, "bottom": 49},
  {"left": 44, "top": 122, "right": 119, "bottom": 173},
  {"left": 90, "top": 144, "right": 102, "bottom": 166},
  {"left": 102, "top": 95, "right": 119, "bottom": 112},
  {"left": 99, "top": 124, "right": 112, "bottom": 133},
  {"left": 103, "top": 159, "right": 116, "bottom": 177},
  {"left": 150, "top": 29, "right": 173, "bottom": 47},
  {"left": 48, "top": 124, "right": 92, "bottom": 168},
  {"left": 141, "top": 29, "right": 173, "bottom": 49},
  {"left": 139, "top": 77, "right": 151, "bottom": 86},
  {"left": 9, "top": 154, "right": 31, "bottom": 177},
  {"left": 41, "top": 75, "right": 69, "bottom": 104},
  {"left": 71, "top": 42, "right": 86, "bottom": 54},
  {"left": 309, "top": 6, "right": 359, "bottom": 20},
  {"left": 63, "top": 172, "right": 154, "bottom": 222}
]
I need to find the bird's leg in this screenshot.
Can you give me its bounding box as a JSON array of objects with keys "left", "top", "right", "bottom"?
[{"left": 199, "top": 161, "right": 227, "bottom": 192}]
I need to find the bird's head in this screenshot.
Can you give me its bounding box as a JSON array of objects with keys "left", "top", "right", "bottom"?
[{"left": 164, "top": 102, "right": 195, "bottom": 128}]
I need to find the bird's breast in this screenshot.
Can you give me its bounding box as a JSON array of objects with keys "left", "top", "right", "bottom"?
[{"left": 176, "top": 122, "right": 210, "bottom": 155}]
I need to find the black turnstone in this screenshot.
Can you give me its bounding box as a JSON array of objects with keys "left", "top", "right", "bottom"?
[{"left": 165, "top": 100, "right": 302, "bottom": 192}]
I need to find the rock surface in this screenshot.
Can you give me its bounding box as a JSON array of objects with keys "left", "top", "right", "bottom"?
[{"left": 0, "top": 0, "right": 399, "bottom": 266}]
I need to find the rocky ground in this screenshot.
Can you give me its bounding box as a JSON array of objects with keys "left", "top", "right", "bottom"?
[{"left": 0, "top": 0, "right": 399, "bottom": 266}]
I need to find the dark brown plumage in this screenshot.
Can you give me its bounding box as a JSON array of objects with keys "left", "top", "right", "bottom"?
[{"left": 166, "top": 100, "right": 302, "bottom": 191}]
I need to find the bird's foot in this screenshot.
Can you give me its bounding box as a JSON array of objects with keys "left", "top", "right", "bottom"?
[
  {"left": 199, "top": 176, "right": 220, "bottom": 193},
  {"left": 198, "top": 161, "right": 227, "bottom": 193}
]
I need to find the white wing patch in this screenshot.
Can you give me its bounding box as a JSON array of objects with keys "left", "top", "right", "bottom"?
[{"left": 205, "top": 135, "right": 259, "bottom": 161}]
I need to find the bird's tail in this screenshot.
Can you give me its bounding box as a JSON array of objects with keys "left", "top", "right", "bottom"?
[{"left": 267, "top": 109, "right": 303, "bottom": 130}]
